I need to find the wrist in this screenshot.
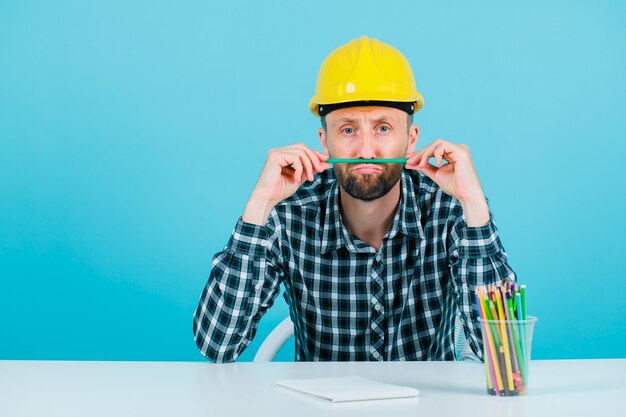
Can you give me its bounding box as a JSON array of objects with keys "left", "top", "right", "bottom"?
[
  {"left": 242, "top": 195, "right": 277, "bottom": 226},
  {"left": 459, "top": 193, "right": 490, "bottom": 227}
]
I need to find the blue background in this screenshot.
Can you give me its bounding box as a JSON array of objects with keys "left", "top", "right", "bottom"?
[{"left": 1, "top": 0, "right": 625, "bottom": 362}]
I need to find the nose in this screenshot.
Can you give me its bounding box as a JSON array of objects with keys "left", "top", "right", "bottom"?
[{"left": 356, "top": 130, "right": 376, "bottom": 159}]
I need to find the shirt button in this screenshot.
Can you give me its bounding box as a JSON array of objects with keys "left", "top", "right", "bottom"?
[
  {"left": 255, "top": 283, "right": 261, "bottom": 290},
  {"left": 375, "top": 304, "right": 381, "bottom": 312},
  {"left": 372, "top": 351, "right": 380, "bottom": 359}
]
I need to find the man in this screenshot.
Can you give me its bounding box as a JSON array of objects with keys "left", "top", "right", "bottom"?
[{"left": 193, "top": 35, "right": 516, "bottom": 362}]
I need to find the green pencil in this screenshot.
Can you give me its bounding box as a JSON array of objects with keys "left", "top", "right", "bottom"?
[
  {"left": 484, "top": 300, "right": 502, "bottom": 347},
  {"left": 507, "top": 298, "right": 526, "bottom": 380},
  {"left": 326, "top": 158, "right": 409, "bottom": 164},
  {"left": 520, "top": 285, "right": 527, "bottom": 320}
]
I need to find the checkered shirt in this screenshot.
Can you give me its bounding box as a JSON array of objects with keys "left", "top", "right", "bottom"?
[{"left": 193, "top": 169, "right": 516, "bottom": 362}]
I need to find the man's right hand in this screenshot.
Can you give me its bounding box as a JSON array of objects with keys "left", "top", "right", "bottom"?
[{"left": 242, "top": 143, "right": 331, "bottom": 225}]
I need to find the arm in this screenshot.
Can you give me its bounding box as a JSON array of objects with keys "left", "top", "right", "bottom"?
[
  {"left": 192, "top": 213, "right": 284, "bottom": 363},
  {"left": 447, "top": 205, "right": 517, "bottom": 360},
  {"left": 406, "top": 139, "right": 516, "bottom": 360},
  {"left": 193, "top": 143, "right": 330, "bottom": 363}
]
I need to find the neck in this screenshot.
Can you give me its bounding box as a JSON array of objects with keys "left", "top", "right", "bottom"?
[{"left": 339, "top": 181, "right": 402, "bottom": 250}]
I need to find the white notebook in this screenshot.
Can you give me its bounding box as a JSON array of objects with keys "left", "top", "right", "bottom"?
[{"left": 276, "top": 376, "right": 420, "bottom": 402}]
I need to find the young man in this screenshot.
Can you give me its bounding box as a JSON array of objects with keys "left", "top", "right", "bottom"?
[{"left": 193, "top": 36, "right": 516, "bottom": 362}]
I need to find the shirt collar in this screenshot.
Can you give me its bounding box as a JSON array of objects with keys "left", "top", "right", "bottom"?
[{"left": 321, "top": 170, "right": 425, "bottom": 254}]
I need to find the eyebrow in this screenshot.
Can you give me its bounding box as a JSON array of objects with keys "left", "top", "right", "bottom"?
[{"left": 333, "top": 115, "right": 396, "bottom": 126}]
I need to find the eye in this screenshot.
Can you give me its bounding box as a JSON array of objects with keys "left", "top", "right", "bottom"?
[
  {"left": 378, "top": 125, "right": 390, "bottom": 133},
  {"left": 342, "top": 127, "right": 355, "bottom": 135}
]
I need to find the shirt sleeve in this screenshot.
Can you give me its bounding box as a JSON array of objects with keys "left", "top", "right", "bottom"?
[
  {"left": 192, "top": 211, "right": 284, "bottom": 363},
  {"left": 447, "top": 202, "right": 517, "bottom": 361}
]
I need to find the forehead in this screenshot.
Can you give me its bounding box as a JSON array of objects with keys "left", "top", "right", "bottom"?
[{"left": 328, "top": 106, "right": 405, "bottom": 125}]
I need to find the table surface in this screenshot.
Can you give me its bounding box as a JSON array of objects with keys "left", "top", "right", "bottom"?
[{"left": 1, "top": 359, "right": 624, "bottom": 417}]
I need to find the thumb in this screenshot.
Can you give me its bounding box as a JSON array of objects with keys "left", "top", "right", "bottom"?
[{"left": 407, "top": 161, "right": 438, "bottom": 181}]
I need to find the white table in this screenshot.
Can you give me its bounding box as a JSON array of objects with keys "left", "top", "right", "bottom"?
[{"left": 0, "top": 359, "right": 624, "bottom": 416}]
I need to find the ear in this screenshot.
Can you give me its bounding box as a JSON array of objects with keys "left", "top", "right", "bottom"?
[
  {"left": 407, "top": 124, "right": 419, "bottom": 152},
  {"left": 318, "top": 127, "right": 330, "bottom": 156}
]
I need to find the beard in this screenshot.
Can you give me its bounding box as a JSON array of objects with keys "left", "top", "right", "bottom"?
[{"left": 334, "top": 163, "right": 403, "bottom": 202}]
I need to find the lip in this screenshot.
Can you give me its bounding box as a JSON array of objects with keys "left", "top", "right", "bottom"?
[{"left": 352, "top": 164, "right": 383, "bottom": 174}]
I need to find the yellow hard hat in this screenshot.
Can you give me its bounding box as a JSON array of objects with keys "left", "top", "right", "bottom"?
[{"left": 309, "top": 35, "right": 424, "bottom": 118}]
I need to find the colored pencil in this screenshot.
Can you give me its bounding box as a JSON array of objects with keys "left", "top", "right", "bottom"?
[
  {"left": 478, "top": 294, "right": 503, "bottom": 393},
  {"left": 520, "top": 285, "right": 527, "bottom": 320},
  {"left": 498, "top": 346, "right": 510, "bottom": 396},
  {"left": 326, "top": 158, "right": 408, "bottom": 164},
  {"left": 494, "top": 288, "right": 515, "bottom": 391},
  {"left": 503, "top": 294, "right": 520, "bottom": 374},
  {"left": 507, "top": 296, "right": 525, "bottom": 378},
  {"left": 475, "top": 293, "right": 496, "bottom": 392},
  {"left": 515, "top": 290, "right": 528, "bottom": 385}
]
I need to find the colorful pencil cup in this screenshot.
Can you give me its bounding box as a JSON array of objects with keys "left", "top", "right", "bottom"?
[{"left": 478, "top": 316, "right": 537, "bottom": 396}]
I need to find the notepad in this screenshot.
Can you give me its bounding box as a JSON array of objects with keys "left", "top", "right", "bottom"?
[{"left": 275, "top": 376, "right": 420, "bottom": 402}]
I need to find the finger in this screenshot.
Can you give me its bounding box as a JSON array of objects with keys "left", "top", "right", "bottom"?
[
  {"left": 307, "top": 148, "right": 331, "bottom": 171},
  {"left": 419, "top": 139, "right": 444, "bottom": 166},
  {"left": 269, "top": 148, "right": 302, "bottom": 169},
  {"left": 319, "top": 160, "right": 332, "bottom": 170},
  {"left": 298, "top": 152, "right": 314, "bottom": 182},
  {"left": 287, "top": 153, "right": 312, "bottom": 182},
  {"left": 278, "top": 151, "right": 305, "bottom": 183},
  {"left": 418, "top": 139, "right": 442, "bottom": 167},
  {"left": 434, "top": 144, "right": 446, "bottom": 166},
  {"left": 298, "top": 146, "right": 325, "bottom": 176},
  {"left": 421, "top": 139, "right": 457, "bottom": 167},
  {"left": 418, "top": 162, "right": 438, "bottom": 180},
  {"left": 315, "top": 149, "right": 330, "bottom": 160},
  {"left": 434, "top": 141, "right": 465, "bottom": 165},
  {"left": 285, "top": 145, "right": 325, "bottom": 175},
  {"left": 405, "top": 150, "right": 422, "bottom": 165},
  {"left": 290, "top": 158, "right": 304, "bottom": 183},
  {"left": 405, "top": 151, "right": 422, "bottom": 167},
  {"left": 406, "top": 158, "right": 438, "bottom": 179},
  {"left": 313, "top": 150, "right": 332, "bottom": 169}
]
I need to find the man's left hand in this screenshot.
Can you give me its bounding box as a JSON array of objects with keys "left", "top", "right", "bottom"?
[{"left": 405, "top": 139, "right": 490, "bottom": 227}]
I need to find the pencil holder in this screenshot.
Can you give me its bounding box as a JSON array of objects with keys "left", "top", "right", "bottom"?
[{"left": 478, "top": 317, "right": 538, "bottom": 396}]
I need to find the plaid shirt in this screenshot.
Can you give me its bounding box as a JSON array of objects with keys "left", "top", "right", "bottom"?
[{"left": 193, "top": 169, "right": 516, "bottom": 362}]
